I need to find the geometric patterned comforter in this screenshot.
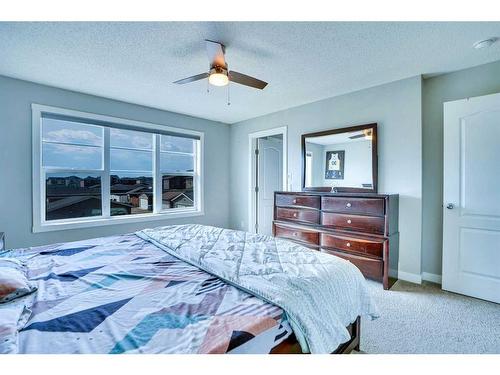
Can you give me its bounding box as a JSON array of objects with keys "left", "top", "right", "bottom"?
[
  {"left": 1, "top": 234, "right": 291, "bottom": 354},
  {"left": 139, "top": 224, "right": 378, "bottom": 353}
]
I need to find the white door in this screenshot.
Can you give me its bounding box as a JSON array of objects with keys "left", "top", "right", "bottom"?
[
  {"left": 257, "top": 137, "right": 283, "bottom": 235},
  {"left": 443, "top": 92, "right": 500, "bottom": 304}
]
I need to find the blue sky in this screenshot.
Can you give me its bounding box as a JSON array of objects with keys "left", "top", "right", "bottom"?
[{"left": 42, "top": 118, "right": 194, "bottom": 173}]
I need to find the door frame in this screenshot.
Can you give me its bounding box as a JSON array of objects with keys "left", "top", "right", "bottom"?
[
  {"left": 248, "top": 126, "right": 288, "bottom": 233},
  {"left": 442, "top": 92, "right": 500, "bottom": 302}
]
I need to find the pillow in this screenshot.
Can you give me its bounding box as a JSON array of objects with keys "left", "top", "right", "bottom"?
[
  {"left": 0, "top": 258, "right": 37, "bottom": 303},
  {"left": 0, "top": 299, "right": 32, "bottom": 354}
]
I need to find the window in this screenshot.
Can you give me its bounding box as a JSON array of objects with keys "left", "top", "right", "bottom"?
[
  {"left": 160, "top": 135, "right": 195, "bottom": 210},
  {"left": 33, "top": 105, "right": 203, "bottom": 232},
  {"left": 109, "top": 128, "right": 154, "bottom": 216}
]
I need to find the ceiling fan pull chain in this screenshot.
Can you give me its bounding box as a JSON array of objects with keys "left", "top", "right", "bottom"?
[
  {"left": 206, "top": 77, "right": 210, "bottom": 94},
  {"left": 227, "top": 82, "right": 231, "bottom": 106}
]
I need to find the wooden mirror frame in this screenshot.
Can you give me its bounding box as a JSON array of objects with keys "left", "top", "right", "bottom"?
[{"left": 301, "top": 123, "right": 378, "bottom": 193}]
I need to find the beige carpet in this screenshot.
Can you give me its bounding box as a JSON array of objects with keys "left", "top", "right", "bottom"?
[{"left": 360, "top": 280, "right": 500, "bottom": 353}]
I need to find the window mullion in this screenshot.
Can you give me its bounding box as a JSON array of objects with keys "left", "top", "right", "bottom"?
[
  {"left": 102, "top": 127, "right": 111, "bottom": 218},
  {"left": 195, "top": 138, "right": 202, "bottom": 212},
  {"left": 154, "top": 134, "right": 162, "bottom": 213},
  {"left": 40, "top": 168, "right": 47, "bottom": 224}
]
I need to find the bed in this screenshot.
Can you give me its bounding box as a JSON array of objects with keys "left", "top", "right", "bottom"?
[{"left": 0, "top": 224, "right": 377, "bottom": 354}]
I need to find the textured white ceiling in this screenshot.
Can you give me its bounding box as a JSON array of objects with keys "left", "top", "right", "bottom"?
[{"left": 1, "top": 22, "right": 500, "bottom": 124}]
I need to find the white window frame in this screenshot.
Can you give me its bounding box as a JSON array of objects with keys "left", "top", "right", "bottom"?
[{"left": 32, "top": 104, "right": 204, "bottom": 233}]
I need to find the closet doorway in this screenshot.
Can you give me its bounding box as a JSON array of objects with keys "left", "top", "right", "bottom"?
[{"left": 248, "top": 127, "right": 287, "bottom": 235}]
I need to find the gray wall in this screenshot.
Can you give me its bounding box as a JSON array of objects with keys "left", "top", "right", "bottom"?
[
  {"left": 422, "top": 60, "right": 500, "bottom": 276},
  {"left": 229, "top": 76, "right": 423, "bottom": 280},
  {"left": 5, "top": 58, "right": 499, "bottom": 279},
  {"left": 0, "top": 75, "right": 230, "bottom": 249}
]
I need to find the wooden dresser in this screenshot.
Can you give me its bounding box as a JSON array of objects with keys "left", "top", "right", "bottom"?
[{"left": 273, "top": 191, "right": 399, "bottom": 289}]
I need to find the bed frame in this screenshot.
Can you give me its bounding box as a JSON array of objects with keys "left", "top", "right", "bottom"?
[{"left": 270, "top": 316, "right": 361, "bottom": 354}]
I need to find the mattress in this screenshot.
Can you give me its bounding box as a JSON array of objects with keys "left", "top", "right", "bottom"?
[{"left": 1, "top": 233, "right": 292, "bottom": 354}]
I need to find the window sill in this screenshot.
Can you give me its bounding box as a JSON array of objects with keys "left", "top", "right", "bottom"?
[{"left": 32, "top": 209, "right": 204, "bottom": 233}]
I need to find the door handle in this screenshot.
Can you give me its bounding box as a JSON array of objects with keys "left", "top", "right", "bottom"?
[{"left": 446, "top": 203, "right": 454, "bottom": 209}]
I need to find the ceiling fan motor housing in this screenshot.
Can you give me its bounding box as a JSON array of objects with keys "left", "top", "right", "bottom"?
[{"left": 210, "top": 66, "right": 228, "bottom": 76}]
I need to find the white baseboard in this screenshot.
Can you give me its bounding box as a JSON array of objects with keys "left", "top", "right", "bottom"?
[
  {"left": 396, "top": 271, "right": 442, "bottom": 285},
  {"left": 398, "top": 271, "right": 422, "bottom": 284},
  {"left": 422, "top": 272, "right": 442, "bottom": 284}
]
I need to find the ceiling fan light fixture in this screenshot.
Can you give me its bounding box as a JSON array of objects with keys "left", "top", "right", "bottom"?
[{"left": 208, "top": 72, "right": 229, "bottom": 86}]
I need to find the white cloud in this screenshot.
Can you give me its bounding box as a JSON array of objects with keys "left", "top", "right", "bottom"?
[
  {"left": 45, "top": 129, "right": 102, "bottom": 145},
  {"left": 110, "top": 128, "right": 153, "bottom": 149},
  {"left": 48, "top": 143, "right": 100, "bottom": 156}
]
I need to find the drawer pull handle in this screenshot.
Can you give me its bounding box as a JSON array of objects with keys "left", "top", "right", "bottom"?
[
  {"left": 346, "top": 242, "right": 351, "bottom": 247},
  {"left": 293, "top": 213, "right": 297, "bottom": 218},
  {"left": 347, "top": 219, "right": 352, "bottom": 224},
  {"left": 292, "top": 232, "right": 298, "bottom": 236},
  {"left": 292, "top": 199, "right": 297, "bottom": 204},
  {"left": 346, "top": 203, "right": 352, "bottom": 208}
]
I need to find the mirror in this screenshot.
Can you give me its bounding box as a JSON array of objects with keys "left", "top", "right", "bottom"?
[{"left": 302, "top": 123, "right": 378, "bottom": 193}]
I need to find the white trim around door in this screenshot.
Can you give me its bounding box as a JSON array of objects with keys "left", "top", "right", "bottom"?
[{"left": 247, "top": 126, "right": 288, "bottom": 234}]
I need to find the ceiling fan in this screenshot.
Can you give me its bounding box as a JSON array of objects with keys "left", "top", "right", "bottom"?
[{"left": 173, "top": 40, "right": 268, "bottom": 90}]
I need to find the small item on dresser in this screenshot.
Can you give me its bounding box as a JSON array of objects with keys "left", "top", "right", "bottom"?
[{"left": 273, "top": 191, "right": 399, "bottom": 290}]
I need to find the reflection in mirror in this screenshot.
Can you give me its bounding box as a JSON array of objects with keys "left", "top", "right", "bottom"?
[{"left": 303, "top": 124, "right": 376, "bottom": 192}]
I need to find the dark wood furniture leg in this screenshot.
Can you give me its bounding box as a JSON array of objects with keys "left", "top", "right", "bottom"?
[
  {"left": 332, "top": 316, "right": 360, "bottom": 354},
  {"left": 270, "top": 316, "right": 361, "bottom": 354}
]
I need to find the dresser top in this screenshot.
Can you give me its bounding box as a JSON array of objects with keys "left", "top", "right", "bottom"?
[{"left": 275, "top": 191, "right": 398, "bottom": 199}]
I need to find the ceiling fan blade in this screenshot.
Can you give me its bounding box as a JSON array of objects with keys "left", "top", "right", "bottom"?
[
  {"left": 229, "top": 71, "right": 268, "bottom": 90},
  {"left": 205, "top": 40, "right": 226, "bottom": 68},
  {"left": 173, "top": 72, "right": 209, "bottom": 85}
]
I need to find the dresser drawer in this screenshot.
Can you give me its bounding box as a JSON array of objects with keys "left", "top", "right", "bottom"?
[
  {"left": 322, "top": 248, "right": 383, "bottom": 280},
  {"left": 275, "top": 194, "right": 320, "bottom": 209},
  {"left": 322, "top": 196, "right": 385, "bottom": 216},
  {"left": 273, "top": 224, "right": 319, "bottom": 246},
  {"left": 320, "top": 233, "right": 383, "bottom": 258},
  {"left": 276, "top": 207, "right": 320, "bottom": 224},
  {"left": 282, "top": 238, "right": 319, "bottom": 250},
  {"left": 321, "top": 212, "right": 385, "bottom": 235}
]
